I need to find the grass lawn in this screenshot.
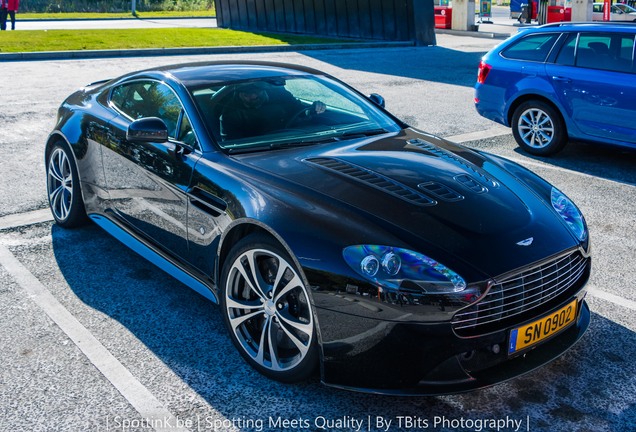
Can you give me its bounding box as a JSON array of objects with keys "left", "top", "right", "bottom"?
[{"left": 0, "top": 28, "right": 352, "bottom": 53}]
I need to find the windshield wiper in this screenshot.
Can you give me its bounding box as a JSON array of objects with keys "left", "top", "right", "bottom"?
[
  {"left": 269, "top": 129, "right": 390, "bottom": 149},
  {"left": 269, "top": 137, "right": 339, "bottom": 149},
  {"left": 338, "top": 128, "right": 390, "bottom": 139},
  {"left": 226, "top": 129, "right": 390, "bottom": 154}
]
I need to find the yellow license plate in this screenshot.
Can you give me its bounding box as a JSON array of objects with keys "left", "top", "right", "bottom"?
[{"left": 508, "top": 300, "right": 578, "bottom": 355}]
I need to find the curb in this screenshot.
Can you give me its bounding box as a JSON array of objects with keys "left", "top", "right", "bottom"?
[
  {"left": 436, "top": 28, "right": 512, "bottom": 39},
  {"left": 0, "top": 41, "right": 415, "bottom": 61}
]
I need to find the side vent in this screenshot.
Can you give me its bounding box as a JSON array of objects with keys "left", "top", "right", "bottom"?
[
  {"left": 418, "top": 182, "right": 464, "bottom": 202},
  {"left": 187, "top": 187, "right": 227, "bottom": 217},
  {"left": 306, "top": 157, "right": 436, "bottom": 206}
]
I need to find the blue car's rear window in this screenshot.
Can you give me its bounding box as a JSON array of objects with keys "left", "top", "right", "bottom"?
[{"left": 501, "top": 33, "right": 561, "bottom": 62}]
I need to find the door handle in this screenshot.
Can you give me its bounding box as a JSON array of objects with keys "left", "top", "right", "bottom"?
[{"left": 552, "top": 76, "right": 572, "bottom": 83}]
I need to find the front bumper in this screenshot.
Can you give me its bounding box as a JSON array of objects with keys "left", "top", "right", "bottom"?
[{"left": 316, "top": 295, "right": 590, "bottom": 395}]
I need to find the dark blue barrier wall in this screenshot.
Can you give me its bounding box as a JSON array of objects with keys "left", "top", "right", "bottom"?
[{"left": 216, "top": 0, "right": 436, "bottom": 45}]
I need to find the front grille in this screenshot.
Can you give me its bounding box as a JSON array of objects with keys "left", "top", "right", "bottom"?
[{"left": 452, "top": 251, "right": 589, "bottom": 336}]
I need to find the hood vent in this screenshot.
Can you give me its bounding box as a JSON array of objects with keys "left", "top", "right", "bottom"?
[
  {"left": 454, "top": 174, "right": 488, "bottom": 194},
  {"left": 418, "top": 182, "right": 464, "bottom": 202},
  {"left": 306, "top": 157, "right": 436, "bottom": 206},
  {"left": 407, "top": 139, "right": 499, "bottom": 189}
]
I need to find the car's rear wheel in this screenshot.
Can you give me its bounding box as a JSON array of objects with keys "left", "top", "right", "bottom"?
[
  {"left": 46, "top": 142, "right": 87, "bottom": 227},
  {"left": 512, "top": 100, "right": 567, "bottom": 156},
  {"left": 220, "top": 234, "right": 318, "bottom": 382}
]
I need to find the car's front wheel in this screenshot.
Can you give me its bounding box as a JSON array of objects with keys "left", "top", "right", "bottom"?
[
  {"left": 512, "top": 100, "right": 567, "bottom": 156},
  {"left": 220, "top": 234, "right": 318, "bottom": 383},
  {"left": 46, "top": 142, "right": 87, "bottom": 227}
]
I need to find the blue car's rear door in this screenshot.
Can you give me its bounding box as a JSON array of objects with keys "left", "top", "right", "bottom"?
[{"left": 547, "top": 31, "right": 636, "bottom": 145}]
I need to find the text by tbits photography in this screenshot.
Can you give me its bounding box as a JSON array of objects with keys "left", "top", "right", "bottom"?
[{"left": 106, "top": 414, "right": 532, "bottom": 431}]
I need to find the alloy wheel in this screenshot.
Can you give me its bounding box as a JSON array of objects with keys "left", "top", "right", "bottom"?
[
  {"left": 517, "top": 107, "right": 555, "bottom": 150},
  {"left": 47, "top": 147, "right": 74, "bottom": 222},
  {"left": 224, "top": 248, "right": 314, "bottom": 373}
]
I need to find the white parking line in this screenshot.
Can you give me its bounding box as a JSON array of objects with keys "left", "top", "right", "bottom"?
[
  {"left": 587, "top": 285, "right": 636, "bottom": 312},
  {"left": 446, "top": 125, "right": 511, "bottom": 143},
  {"left": 0, "top": 208, "right": 54, "bottom": 231},
  {"left": 0, "top": 244, "right": 190, "bottom": 432}
]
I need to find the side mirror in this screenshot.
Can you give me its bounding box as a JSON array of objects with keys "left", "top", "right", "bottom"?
[
  {"left": 369, "top": 93, "right": 385, "bottom": 108},
  {"left": 127, "top": 117, "right": 169, "bottom": 142}
]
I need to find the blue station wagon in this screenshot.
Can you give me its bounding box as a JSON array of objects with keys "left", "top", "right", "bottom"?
[{"left": 474, "top": 22, "right": 636, "bottom": 155}]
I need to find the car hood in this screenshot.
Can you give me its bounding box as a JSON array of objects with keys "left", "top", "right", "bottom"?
[{"left": 233, "top": 129, "right": 579, "bottom": 279}]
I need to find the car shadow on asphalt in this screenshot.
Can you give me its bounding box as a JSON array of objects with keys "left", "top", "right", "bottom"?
[
  {"left": 513, "top": 141, "right": 636, "bottom": 186},
  {"left": 305, "top": 46, "right": 487, "bottom": 88},
  {"left": 47, "top": 222, "right": 636, "bottom": 431}
]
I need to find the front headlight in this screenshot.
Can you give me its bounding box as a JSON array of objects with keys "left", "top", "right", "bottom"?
[
  {"left": 551, "top": 187, "right": 587, "bottom": 242},
  {"left": 343, "top": 245, "right": 466, "bottom": 294}
]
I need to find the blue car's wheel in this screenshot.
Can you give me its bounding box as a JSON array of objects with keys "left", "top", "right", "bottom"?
[
  {"left": 512, "top": 100, "right": 567, "bottom": 156},
  {"left": 220, "top": 234, "right": 318, "bottom": 383}
]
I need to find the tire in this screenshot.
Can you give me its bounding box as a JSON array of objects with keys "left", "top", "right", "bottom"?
[
  {"left": 511, "top": 100, "right": 567, "bottom": 156},
  {"left": 220, "top": 234, "right": 318, "bottom": 383},
  {"left": 46, "top": 142, "right": 87, "bottom": 228}
]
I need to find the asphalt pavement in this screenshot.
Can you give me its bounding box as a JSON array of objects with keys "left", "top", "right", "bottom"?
[{"left": 2, "top": 6, "right": 634, "bottom": 432}]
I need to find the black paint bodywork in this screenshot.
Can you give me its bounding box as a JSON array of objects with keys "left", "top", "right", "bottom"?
[{"left": 46, "top": 61, "right": 591, "bottom": 394}]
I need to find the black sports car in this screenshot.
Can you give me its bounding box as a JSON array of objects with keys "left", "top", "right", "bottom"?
[{"left": 45, "top": 61, "right": 591, "bottom": 395}]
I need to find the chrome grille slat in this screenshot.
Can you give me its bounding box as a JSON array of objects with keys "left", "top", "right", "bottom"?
[
  {"left": 453, "top": 264, "right": 586, "bottom": 327},
  {"left": 466, "top": 257, "right": 586, "bottom": 310},
  {"left": 495, "top": 254, "right": 580, "bottom": 285},
  {"left": 455, "top": 269, "right": 583, "bottom": 324},
  {"left": 452, "top": 251, "right": 588, "bottom": 334}
]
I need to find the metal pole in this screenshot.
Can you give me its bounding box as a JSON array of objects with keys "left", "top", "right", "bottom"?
[{"left": 132, "top": 0, "right": 137, "bottom": 15}]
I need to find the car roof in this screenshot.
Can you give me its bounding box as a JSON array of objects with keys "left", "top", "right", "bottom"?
[
  {"left": 135, "top": 61, "right": 326, "bottom": 88},
  {"left": 534, "top": 21, "right": 636, "bottom": 32}
]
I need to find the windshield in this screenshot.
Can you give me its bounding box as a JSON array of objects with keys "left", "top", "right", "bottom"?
[{"left": 189, "top": 75, "right": 401, "bottom": 152}]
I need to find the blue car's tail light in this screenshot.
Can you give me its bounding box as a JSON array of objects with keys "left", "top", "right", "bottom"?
[
  {"left": 477, "top": 61, "right": 492, "bottom": 84},
  {"left": 343, "top": 245, "right": 466, "bottom": 293},
  {"left": 551, "top": 187, "right": 587, "bottom": 242}
]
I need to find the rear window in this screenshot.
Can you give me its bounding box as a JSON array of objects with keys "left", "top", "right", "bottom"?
[{"left": 501, "top": 33, "right": 560, "bottom": 62}]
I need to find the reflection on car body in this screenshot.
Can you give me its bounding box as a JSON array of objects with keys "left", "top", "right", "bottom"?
[{"left": 46, "top": 61, "right": 590, "bottom": 394}]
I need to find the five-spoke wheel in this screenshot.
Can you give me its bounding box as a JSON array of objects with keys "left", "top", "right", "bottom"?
[{"left": 221, "top": 235, "right": 317, "bottom": 382}]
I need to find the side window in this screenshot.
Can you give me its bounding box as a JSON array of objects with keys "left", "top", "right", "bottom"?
[
  {"left": 555, "top": 33, "right": 577, "bottom": 66},
  {"left": 177, "top": 115, "right": 196, "bottom": 147},
  {"left": 110, "top": 83, "right": 149, "bottom": 120},
  {"left": 575, "top": 33, "right": 634, "bottom": 73},
  {"left": 617, "top": 35, "right": 635, "bottom": 73},
  {"left": 110, "top": 81, "right": 190, "bottom": 140},
  {"left": 501, "top": 33, "right": 560, "bottom": 62}
]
